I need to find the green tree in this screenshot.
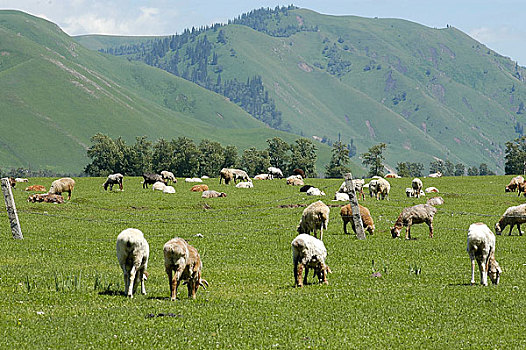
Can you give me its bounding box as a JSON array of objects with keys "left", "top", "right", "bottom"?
[
  {"left": 127, "top": 136, "right": 152, "bottom": 175},
  {"left": 444, "top": 160, "right": 455, "bottom": 177},
  {"left": 467, "top": 166, "right": 479, "bottom": 176},
  {"left": 408, "top": 162, "right": 424, "bottom": 177},
  {"left": 171, "top": 137, "right": 201, "bottom": 177},
  {"left": 454, "top": 163, "right": 465, "bottom": 176},
  {"left": 396, "top": 162, "right": 410, "bottom": 178},
  {"left": 151, "top": 138, "right": 174, "bottom": 173},
  {"left": 241, "top": 147, "right": 271, "bottom": 176},
  {"left": 267, "top": 137, "right": 290, "bottom": 170},
  {"left": 505, "top": 136, "right": 526, "bottom": 175},
  {"left": 84, "top": 133, "right": 123, "bottom": 176},
  {"left": 429, "top": 159, "right": 445, "bottom": 174},
  {"left": 325, "top": 141, "right": 351, "bottom": 178},
  {"left": 289, "top": 138, "right": 318, "bottom": 177},
  {"left": 361, "top": 143, "right": 386, "bottom": 177},
  {"left": 199, "top": 139, "right": 225, "bottom": 177},
  {"left": 222, "top": 145, "right": 239, "bottom": 168}
]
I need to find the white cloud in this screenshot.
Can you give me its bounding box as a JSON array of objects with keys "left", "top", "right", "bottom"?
[{"left": 469, "top": 26, "right": 520, "bottom": 44}]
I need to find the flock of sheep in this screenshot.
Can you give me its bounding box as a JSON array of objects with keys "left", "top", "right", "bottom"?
[{"left": 17, "top": 168, "right": 526, "bottom": 299}]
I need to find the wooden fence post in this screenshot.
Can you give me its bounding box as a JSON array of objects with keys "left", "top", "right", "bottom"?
[
  {"left": 344, "top": 173, "right": 365, "bottom": 240},
  {"left": 1, "top": 178, "right": 23, "bottom": 239}
]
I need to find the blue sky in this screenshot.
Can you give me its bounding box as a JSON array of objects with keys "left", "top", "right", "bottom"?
[{"left": 3, "top": 0, "right": 526, "bottom": 65}]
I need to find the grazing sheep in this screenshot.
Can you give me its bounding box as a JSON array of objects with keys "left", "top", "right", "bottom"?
[
  {"left": 163, "top": 237, "right": 208, "bottom": 301},
  {"left": 306, "top": 187, "right": 326, "bottom": 196},
  {"left": 427, "top": 172, "right": 442, "bottom": 178},
  {"left": 406, "top": 188, "right": 425, "bottom": 198},
  {"left": 411, "top": 178, "right": 423, "bottom": 198},
  {"left": 340, "top": 204, "right": 375, "bottom": 235},
  {"left": 374, "top": 177, "right": 390, "bottom": 200},
  {"left": 297, "top": 200, "right": 330, "bottom": 241},
  {"left": 235, "top": 181, "right": 254, "bottom": 188},
  {"left": 163, "top": 186, "right": 176, "bottom": 194},
  {"left": 467, "top": 223, "right": 502, "bottom": 286},
  {"left": 333, "top": 192, "right": 350, "bottom": 201},
  {"left": 425, "top": 187, "right": 440, "bottom": 193},
  {"left": 24, "top": 185, "right": 46, "bottom": 192},
  {"left": 426, "top": 196, "right": 444, "bottom": 206},
  {"left": 292, "top": 168, "right": 306, "bottom": 178},
  {"left": 391, "top": 204, "right": 437, "bottom": 239},
  {"left": 337, "top": 179, "right": 365, "bottom": 200},
  {"left": 152, "top": 181, "right": 167, "bottom": 191},
  {"left": 300, "top": 185, "right": 314, "bottom": 192},
  {"left": 254, "top": 174, "right": 271, "bottom": 180},
  {"left": 201, "top": 190, "right": 227, "bottom": 198},
  {"left": 103, "top": 173, "right": 123, "bottom": 191},
  {"left": 161, "top": 171, "right": 177, "bottom": 184},
  {"left": 15, "top": 178, "right": 29, "bottom": 182},
  {"left": 495, "top": 203, "right": 526, "bottom": 236},
  {"left": 287, "top": 177, "right": 304, "bottom": 186},
  {"left": 291, "top": 234, "right": 331, "bottom": 287},
  {"left": 231, "top": 169, "right": 250, "bottom": 183},
  {"left": 49, "top": 177, "right": 75, "bottom": 200},
  {"left": 142, "top": 173, "right": 166, "bottom": 189},
  {"left": 190, "top": 184, "right": 209, "bottom": 192},
  {"left": 27, "top": 193, "right": 64, "bottom": 204},
  {"left": 268, "top": 167, "right": 283, "bottom": 179},
  {"left": 185, "top": 178, "right": 203, "bottom": 183},
  {"left": 368, "top": 179, "right": 378, "bottom": 198},
  {"left": 219, "top": 168, "right": 234, "bottom": 185},
  {"left": 505, "top": 175, "right": 524, "bottom": 193},
  {"left": 116, "top": 228, "right": 149, "bottom": 298}
]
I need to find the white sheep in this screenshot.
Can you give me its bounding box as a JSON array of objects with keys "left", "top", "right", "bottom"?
[
  {"left": 268, "top": 167, "right": 283, "bottom": 179},
  {"left": 163, "top": 186, "right": 176, "bottom": 194},
  {"left": 15, "top": 178, "right": 29, "bottom": 182},
  {"left": 235, "top": 181, "right": 254, "bottom": 188},
  {"left": 426, "top": 196, "right": 444, "bottom": 206},
  {"left": 185, "top": 178, "right": 203, "bottom": 183},
  {"left": 411, "top": 178, "right": 423, "bottom": 198},
  {"left": 163, "top": 237, "right": 208, "bottom": 301},
  {"left": 337, "top": 179, "right": 365, "bottom": 200},
  {"left": 291, "top": 234, "right": 331, "bottom": 287},
  {"left": 368, "top": 179, "right": 378, "bottom": 198},
  {"left": 333, "top": 192, "right": 350, "bottom": 201},
  {"left": 495, "top": 203, "right": 526, "bottom": 236},
  {"left": 152, "top": 181, "right": 167, "bottom": 191},
  {"left": 161, "top": 170, "right": 177, "bottom": 184},
  {"left": 306, "top": 187, "right": 326, "bottom": 196},
  {"left": 254, "top": 174, "right": 271, "bottom": 180},
  {"left": 201, "top": 190, "right": 227, "bottom": 198},
  {"left": 467, "top": 223, "right": 502, "bottom": 286},
  {"left": 374, "top": 177, "right": 390, "bottom": 200},
  {"left": 297, "top": 200, "right": 330, "bottom": 241},
  {"left": 49, "top": 177, "right": 75, "bottom": 200},
  {"left": 427, "top": 172, "right": 442, "bottom": 178},
  {"left": 116, "top": 228, "right": 149, "bottom": 298},
  {"left": 425, "top": 186, "right": 440, "bottom": 193},
  {"left": 103, "top": 173, "right": 123, "bottom": 191},
  {"left": 230, "top": 169, "right": 250, "bottom": 183}
]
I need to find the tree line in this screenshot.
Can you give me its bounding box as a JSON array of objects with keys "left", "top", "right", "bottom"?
[{"left": 84, "top": 134, "right": 319, "bottom": 178}]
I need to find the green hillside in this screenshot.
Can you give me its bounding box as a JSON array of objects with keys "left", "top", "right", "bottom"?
[
  {"left": 92, "top": 6, "right": 526, "bottom": 173},
  {"left": 0, "top": 10, "right": 336, "bottom": 174}
]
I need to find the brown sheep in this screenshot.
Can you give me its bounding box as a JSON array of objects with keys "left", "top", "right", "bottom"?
[
  {"left": 163, "top": 238, "right": 208, "bottom": 301},
  {"left": 25, "top": 185, "right": 47, "bottom": 192},
  {"left": 190, "top": 184, "right": 209, "bottom": 192},
  {"left": 505, "top": 175, "right": 524, "bottom": 194},
  {"left": 27, "top": 193, "right": 64, "bottom": 204},
  {"left": 340, "top": 204, "right": 375, "bottom": 235},
  {"left": 391, "top": 204, "right": 437, "bottom": 239},
  {"left": 219, "top": 168, "right": 234, "bottom": 185}
]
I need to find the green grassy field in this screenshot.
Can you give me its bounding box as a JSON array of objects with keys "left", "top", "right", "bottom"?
[{"left": 1, "top": 175, "right": 526, "bottom": 348}]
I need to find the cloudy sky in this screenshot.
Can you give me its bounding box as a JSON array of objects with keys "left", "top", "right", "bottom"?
[{"left": 2, "top": 0, "right": 526, "bottom": 65}]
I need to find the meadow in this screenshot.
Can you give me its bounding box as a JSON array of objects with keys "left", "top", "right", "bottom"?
[{"left": 1, "top": 175, "right": 526, "bottom": 349}]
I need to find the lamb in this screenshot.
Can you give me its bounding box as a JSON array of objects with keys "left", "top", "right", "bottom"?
[
  {"left": 201, "top": 190, "right": 227, "bottom": 198},
  {"left": 152, "top": 181, "right": 167, "bottom": 191},
  {"left": 467, "top": 223, "right": 502, "bottom": 286},
  {"left": 340, "top": 203, "right": 375, "bottom": 235},
  {"left": 116, "top": 228, "right": 149, "bottom": 298},
  {"left": 49, "top": 177, "right": 75, "bottom": 200},
  {"left": 505, "top": 175, "right": 524, "bottom": 193},
  {"left": 268, "top": 167, "right": 283, "bottom": 179},
  {"left": 374, "top": 177, "right": 390, "bottom": 200},
  {"left": 219, "top": 168, "right": 234, "bottom": 185},
  {"left": 27, "top": 193, "right": 64, "bottom": 204},
  {"left": 163, "top": 237, "right": 208, "bottom": 301},
  {"left": 333, "top": 192, "right": 350, "bottom": 201},
  {"left": 291, "top": 234, "right": 331, "bottom": 287},
  {"left": 190, "top": 184, "right": 209, "bottom": 192},
  {"left": 306, "top": 187, "right": 325, "bottom": 196},
  {"left": 426, "top": 196, "right": 444, "bottom": 206},
  {"left": 163, "top": 186, "right": 176, "bottom": 194},
  {"left": 161, "top": 170, "right": 177, "bottom": 184},
  {"left": 337, "top": 179, "right": 365, "bottom": 200},
  {"left": 142, "top": 173, "right": 166, "bottom": 189},
  {"left": 297, "top": 200, "right": 330, "bottom": 241},
  {"left": 235, "top": 181, "right": 254, "bottom": 188},
  {"left": 103, "top": 173, "right": 123, "bottom": 191},
  {"left": 391, "top": 204, "right": 437, "bottom": 239},
  {"left": 411, "top": 178, "right": 423, "bottom": 198},
  {"left": 495, "top": 203, "right": 526, "bottom": 236}
]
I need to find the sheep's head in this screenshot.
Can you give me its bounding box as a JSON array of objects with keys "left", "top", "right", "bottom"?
[
  {"left": 505, "top": 186, "right": 512, "bottom": 192},
  {"left": 495, "top": 222, "right": 502, "bottom": 235},
  {"left": 314, "top": 262, "right": 331, "bottom": 285},
  {"left": 391, "top": 226, "right": 402, "bottom": 238},
  {"left": 488, "top": 259, "right": 502, "bottom": 285}
]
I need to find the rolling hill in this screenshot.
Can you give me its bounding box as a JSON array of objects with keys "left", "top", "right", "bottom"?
[
  {"left": 79, "top": 6, "right": 526, "bottom": 174},
  {"left": 0, "top": 10, "right": 335, "bottom": 174}
]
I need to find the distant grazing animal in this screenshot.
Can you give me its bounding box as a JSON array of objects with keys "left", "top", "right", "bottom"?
[
  {"left": 142, "top": 173, "right": 166, "bottom": 189},
  {"left": 219, "top": 168, "right": 234, "bottom": 185},
  {"left": 15, "top": 178, "right": 29, "bottom": 182},
  {"left": 27, "top": 193, "right": 64, "bottom": 204},
  {"left": 49, "top": 177, "right": 75, "bottom": 200},
  {"left": 505, "top": 175, "right": 524, "bottom": 193},
  {"left": 230, "top": 169, "right": 250, "bottom": 183},
  {"left": 163, "top": 237, "right": 208, "bottom": 301},
  {"left": 297, "top": 200, "right": 330, "bottom": 241},
  {"left": 340, "top": 204, "right": 375, "bottom": 235},
  {"left": 201, "top": 190, "right": 227, "bottom": 198},
  {"left": 161, "top": 171, "right": 177, "bottom": 184},
  {"left": 391, "top": 204, "right": 437, "bottom": 239},
  {"left": 370, "top": 177, "right": 390, "bottom": 200},
  {"left": 368, "top": 179, "right": 378, "bottom": 198},
  {"left": 292, "top": 168, "right": 305, "bottom": 178},
  {"left": 116, "top": 228, "right": 149, "bottom": 298},
  {"left": 190, "top": 184, "right": 209, "bottom": 192},
  {"left": 103, "top": 173, "right": 123, "bottom": 191},
  {"left": 425, "top": 187, "right": 439, "bottom": 193},
  {"left": 291, "top": 234, "right": 331, "bottom": 287},
  {"left": 411, "top": 178, "right": 423, "bottom": 198},
  {"left": 268, "top": 167, "right": 283, "bottom": 179},
  {"left": 337, "top": 179, "right": 365, "bottom": 200},
  {"left": 254, "top": 174, "right": 271, "bottom": 180},
  {"left": 24, "top": 185, "right": 46, "bottom": 192},
  {"left": 495, "top": 203, "right": 526, "bottom": 236},
  {"left": 467, "top": 223, "right": 501, "bottom": 286},
  {"left": 427, "top": 172, "right": 442, "bottom": 178},
  {"left": 300, "top": 185, "right": 314, "bottom": 192}
]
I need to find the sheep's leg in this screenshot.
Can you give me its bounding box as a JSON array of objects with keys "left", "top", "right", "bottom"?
[
  {"left": 478, "top": 257, "right": 488, "bottom": 286},
  {"left": 166, "top": 269, "right": 176, "bottom": 301},
  {"left": 303, "top": 266, "right": 309, "bottom": 286},
  {"left": 509, "top": 225, "right": 513, "bottom": 236},
  {"left": 470, "top": 255, "right": 476, "bottom": 285},
  {"left": 121, "top": 266, "right": 129, "bottom": 296},
  {"left": 67, "top": 190, "right": 72, "bottom": 200},
  {"left": 295, "top": 262, "right": 304, "bottom": 287},
  {"left": 518, "top": 224, "right": 523, "bottom": 236},
  {"left": 319, "top": 227, "right": 324, "bottom": 241},
  {"left": 187, "top": 279, "right": 197, "bottom": 299},
  {"left": 428, "top": 221, "right": 434, "bottom": 238},
  {"left": 127, "top": 265, "right": 137, "bottom": 297},
  {"left": 405, "top": 222, "right": 412, "bottom": 240},
  {"left": 343, "top": 221, "right": 348, "bottom": 235},
  {"left": 139, "top": 268, "right": 147, "bottom": 295}
]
